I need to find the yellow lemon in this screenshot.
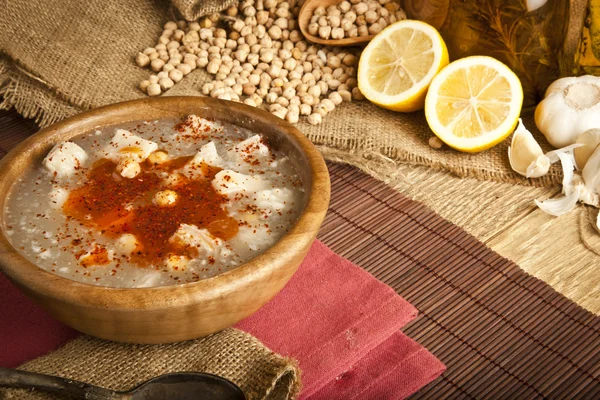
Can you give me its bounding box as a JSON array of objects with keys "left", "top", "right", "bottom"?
[
  {"left": 357, "top": 20, "right": 449, "bottom": 112},
  {"left": 425, "top": 56, "right": 524, "bottom": 152}
]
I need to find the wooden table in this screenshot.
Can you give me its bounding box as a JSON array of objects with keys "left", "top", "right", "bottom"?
[{"left": 1, "top": 109, "right": 599, "bottom": 399}]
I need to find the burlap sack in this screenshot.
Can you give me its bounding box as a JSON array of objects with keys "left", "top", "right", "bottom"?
[
  {"left": 0, "top": 0, "right": 576, "bottom": 188},
  {"left": 172, "top": 0, "right": 237, "bottom": 21},
  {"left": 0, "top": 330, "right": 300, "bottom": 400},
  {"left": 2, "top": 0, "right": 600, "bottom": 314}
]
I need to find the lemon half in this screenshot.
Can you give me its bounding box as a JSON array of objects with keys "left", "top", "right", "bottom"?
[
  {"left": 357, "top": 20, "right": 449, "bottom": 112},
  {"left": 424, "top": 56, "right": 524, "bottom": 153}
]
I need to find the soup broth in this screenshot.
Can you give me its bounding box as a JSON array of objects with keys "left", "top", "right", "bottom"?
[{"left": 4, "top": 116, "right": 305, "bottom": 288}]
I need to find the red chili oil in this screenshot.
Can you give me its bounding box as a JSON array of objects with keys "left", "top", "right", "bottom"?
[{"left": 63, "top": 156, "right": 238, "bottom": 267}]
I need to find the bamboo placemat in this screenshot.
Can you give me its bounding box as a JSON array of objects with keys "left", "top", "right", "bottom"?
[
  {"left": 322, "top": 164, "right": 600, "bottom": 399},
  {"left": 1, "top": 109, "right": 599, "bottom": 398}
]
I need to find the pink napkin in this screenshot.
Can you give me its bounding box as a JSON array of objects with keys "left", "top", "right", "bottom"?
[
  {"left": 0, "top": 240, "right": 445, "bottom": 398},
  {"left": 0, "top": 274, "right": 78, "bottom": 368},
  {"left": 236, "top": 241, "right": 445, "bottom": 399}
]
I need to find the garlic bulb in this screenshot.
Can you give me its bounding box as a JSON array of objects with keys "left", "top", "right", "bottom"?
[
  {"left": 535, "top": 75, "right": 600, "bottom": 148},
  {"left": 508, "top": 119, "right": 550, "bottom": 178},
  {"left": 574, "top": 128, "right": 600, "bottom": 170}
]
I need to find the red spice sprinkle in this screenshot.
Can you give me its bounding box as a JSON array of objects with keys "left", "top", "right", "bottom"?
[{"left": 62, "top": 156, "right": 238, "bottom": 267}]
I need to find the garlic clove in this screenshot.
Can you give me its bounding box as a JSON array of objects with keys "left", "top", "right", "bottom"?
[
  {"left": 574, "top": 128, "right": 600, "bottom": 170},
  {"left": 582, "top": 144, "right": 600, "bottom": 194},
  {"left": 508, "top": 119, "right": 550, "bottom": 178},
  {"left": 524, "top": 155, "right": 551, "bottom": 178},
  {"left": 534, "top": 191, "right": 579, "bottom": 217}
]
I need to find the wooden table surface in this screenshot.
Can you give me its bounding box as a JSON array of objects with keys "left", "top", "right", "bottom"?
[{"left": 1, "top": 109, "right": 600, "bottom": 399}]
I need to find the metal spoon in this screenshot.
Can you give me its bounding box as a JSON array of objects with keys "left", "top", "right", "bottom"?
[{"left": 0, "top": 367, "right": 246, "bottom": 400}]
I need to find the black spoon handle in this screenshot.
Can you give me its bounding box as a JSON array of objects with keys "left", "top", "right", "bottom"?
[{"left": 0, "top": 367, "right": 127, "bottom": 399}]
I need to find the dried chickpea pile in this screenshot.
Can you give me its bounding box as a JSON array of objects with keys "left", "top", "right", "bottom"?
[
  {"left": 135, "top": 0, "right": 406, "bottom": 125},
  {"left": 308, "top": 0, "right": 406, "bottom": 40}
]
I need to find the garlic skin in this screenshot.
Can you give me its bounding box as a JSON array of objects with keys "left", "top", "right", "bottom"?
[
  {"left": 535, "top": 151, "right": 579, "bottom": 216},
  {"left": 535, "top": 75, "right": 600, "bottom": 148},
  {"left": 574, "top": 128, "right": 600, "bottom": 170},
  {"left": 535, "top": 191, "right": 579, "bottom": 216},
  {"left": 535, "top": 146, "right": 600, "bottom": 216},
  {"left": 508, "top": 119, "right": 550, "bottom": 178}
]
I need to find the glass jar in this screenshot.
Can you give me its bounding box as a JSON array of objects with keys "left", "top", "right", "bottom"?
[{"left": 402, "top": 0, "right": 572, "bottom": 110}]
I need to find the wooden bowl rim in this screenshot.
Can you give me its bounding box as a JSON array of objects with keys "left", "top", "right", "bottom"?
[{"left": 0, "top": 96, "right": 330, "bottom": 310}]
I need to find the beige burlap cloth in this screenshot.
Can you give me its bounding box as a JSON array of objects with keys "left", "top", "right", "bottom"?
[
  {"left": 0, "top": 0, "right": 566, "bottom": 187},
  {"left": 1, "top": 0, "right": 599, "bottom": 313},
  {"left": 173, "top": 0, "right": 238, "bottom": 21},
  {"left": 0, "top": 330, "right": 300, "bottom": 400}
]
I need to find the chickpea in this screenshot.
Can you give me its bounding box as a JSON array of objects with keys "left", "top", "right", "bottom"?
[
  {"left": 352, "top": 86, "right": 365, "bottom": 100},
  {"left": 159, "top": 77, "right": 174, "bottom": 91},
  {"left": 139, "top": 80, "right": 151, "bottom": 93},
  {"left": 318, "top": 26, "right": 332, "bottom": 39},
  {"left": 147, "top": 83, "right": 161, "bottom": 96},
  {"left": 136, "top": 53, "right": 150, "bottom": 67},
  {"left": 117, "top": 158, "right": 142, "bottom": 179},
  {"left": 307, "top": 113, "right": 322, "bottom": 125},
  {"left": 153, "top": 190, "right": 178, "bottom": 206},
  {"left": 148, "top": 151, "right": 169, "bottom": 165}
]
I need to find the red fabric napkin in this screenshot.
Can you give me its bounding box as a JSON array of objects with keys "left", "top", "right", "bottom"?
[
  {"left": 0, "top": 240, "right": 445, "bottom": 398},
  {"left": 0, "top": 274, "right": 78, "bottom": 368},
  {"left": 236, "top": 240, "right": 445, "bottom": 399}
]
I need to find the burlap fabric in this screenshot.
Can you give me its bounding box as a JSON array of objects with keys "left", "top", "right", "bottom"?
[
  {"left": 173, "top": 0, "right": 238, "bottom": 21},
  {"left": 0, "top": 330, "right": 300, "bottom": 400},
  {"left": 1, "top": 0, "right": 600, "bottom": 313},
  {"left": 0, "top": 0, "right": 571, "bottom": 188}
]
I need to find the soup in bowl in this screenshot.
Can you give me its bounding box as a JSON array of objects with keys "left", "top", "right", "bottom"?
[{"left": 0, "top": 97, "right": 330, "bottom": 343}]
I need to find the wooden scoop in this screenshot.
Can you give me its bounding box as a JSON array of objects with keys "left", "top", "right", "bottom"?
[{"left": 298, "top": 0, "right": 375, "bottom": 47}]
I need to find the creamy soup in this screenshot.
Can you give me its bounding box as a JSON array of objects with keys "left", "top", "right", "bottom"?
[{"left": 4, "top": 116, "right": 305, "bottom": 287}]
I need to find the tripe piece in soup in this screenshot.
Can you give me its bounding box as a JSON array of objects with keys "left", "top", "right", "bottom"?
[{"left": 4, "top": 116, "right": 305, "bottom": 287}]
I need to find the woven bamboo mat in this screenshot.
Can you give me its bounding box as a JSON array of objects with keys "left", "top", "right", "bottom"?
[
  {"left": 322, "top": 165, "right": 600, "bottom": 399},
  {"left": 1, "top": 109, "right": 600, "bottom": 398}
]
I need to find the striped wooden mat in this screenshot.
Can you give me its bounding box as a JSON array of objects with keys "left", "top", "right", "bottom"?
[
  {"left": 1, "top": 109, "right": 599, "bottom": 399},
  {"left": 323, "top": 164, "right": 600, "bottom": 399}
]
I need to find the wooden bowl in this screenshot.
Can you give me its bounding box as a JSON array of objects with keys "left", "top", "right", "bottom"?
[
  {"left": 298, "top": 0, "right": 402, "bottom": 47},
  {"left": 298, "top": 0, "right": 373, "bottom": 46},
  {"left": 0, "top": 97, "right": 330, "bottom": 344}
]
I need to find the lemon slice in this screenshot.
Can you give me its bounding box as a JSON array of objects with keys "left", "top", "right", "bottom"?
[
  {"left": 357, "top": 20, "right": 449, "bottom": 112},
  {"left": 424, "top": 56, "right": 524, "bottom": 152}
]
